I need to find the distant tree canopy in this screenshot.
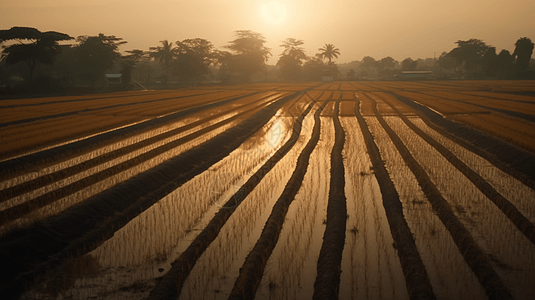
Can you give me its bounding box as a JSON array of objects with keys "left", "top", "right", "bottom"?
[
  {"left": 175, "top": 38, "right": 215, "bottom": 83},
  {"left": 277, "top": 38, "right": 306, "bottom": 81},
  {"left": 495, "top": 49, "right": 514, "bottom": 78},
  {"left": 401, "top": 57, "right": 418, "bottom": 71},
  {"left": 149, "top": 40, "right": 177, "bottom": 86},
  {"left": 318, "top": 44, "right": 340, "bottom": 64},
  {"left": 2, "top": 26, "right": 535, "bottom": 92},
  {"left": 224, "top": 30, "right": 271, "bottom": 82},
  {"left": 446, "top": 39, "right": 490, "bottom": 74},
  {"left": 301, "top": 54, "right": 324, "bottom": 81},
  {"left": 359, "top": 56, "right": 377, "bottom": 77},
  {"left": 75, "top": 34, "right": 126, "bottom": 87},
  {"left": 513, "top": 37, "right": 534, "bottom": 72},
  {"left": 120, "top": 49, "right": 146, "bottom": 87},
  {"left": 0, "top": 26, "right": 72, "bottom": 87}
]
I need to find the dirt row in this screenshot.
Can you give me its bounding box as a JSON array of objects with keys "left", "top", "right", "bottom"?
[
  {"left": 0, "top": 92, "right": 300, "bottom": 300},
  {"left": 373, "top": 93, "right": 535, "bottom": 245},
  {"left": 226, "top": 100, "right": 327, "bottom": 300},
  {"left": 0, "top": 91, "right": 265, "bottom": 180},
  {"left": 0, "top": 93, "right": 283, "bottom": 218},
  {"left": 388, "top": 91, "right": 535, "bottom": 190},
  {"left": 147, "top": 93, "right": 320, "bottom": 299},
  {"left": 353, "top": 94, "right": 436, "bottom": 299},
  {"left": 313, "top": 99, "right": 347, "bottom": 299},
  {"left": 365, "top": 94, "right": 513, "bottom": 299},
  {"left": 0, "top": 97, "right": 280, "bottom": 228}
]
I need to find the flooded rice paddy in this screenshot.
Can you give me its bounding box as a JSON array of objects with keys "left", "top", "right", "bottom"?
[{"left": 1, "top": 81, "right": 534, "bottom": 300}]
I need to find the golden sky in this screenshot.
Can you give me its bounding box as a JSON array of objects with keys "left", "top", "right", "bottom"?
[{"left": 2, "top": 0, "right": 534, "bottom": 64}]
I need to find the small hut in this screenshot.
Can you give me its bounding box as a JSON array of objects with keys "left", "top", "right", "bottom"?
[{"left": 105, "top": 74, "right": 122, "bottom": 86}]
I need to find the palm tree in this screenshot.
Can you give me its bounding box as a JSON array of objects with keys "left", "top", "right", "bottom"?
[
  {"left": 318, "top": 43, "right": 340, "bottom": 64},
  {"left": 149, "top": 40, "right": 177, "bottom": 86}
]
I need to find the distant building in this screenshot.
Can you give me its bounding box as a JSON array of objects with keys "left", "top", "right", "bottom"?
[
  {"left": 400, "top": 71, "right": 433, "bottom": 80},
  {"left": 105, "top": 74, "right": 122, "bottom": 85}
]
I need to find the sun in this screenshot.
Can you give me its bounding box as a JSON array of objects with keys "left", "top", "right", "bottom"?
[{"left": 260, "top": 1, "right": 288, "bottom": 25}]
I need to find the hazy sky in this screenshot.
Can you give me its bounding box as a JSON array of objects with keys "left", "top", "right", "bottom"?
[{"left": 2, "top": 0, "right": 534, "bottom": 64}]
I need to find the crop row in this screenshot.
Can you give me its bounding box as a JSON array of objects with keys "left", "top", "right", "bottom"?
[
  {"left": 0, "top": 93, "right": 285, "bottom": 235},
  {"left": 0, "top": 90, "right": 256, "bottom": 159}
]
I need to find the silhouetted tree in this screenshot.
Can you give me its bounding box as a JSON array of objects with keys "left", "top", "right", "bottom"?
[
  {"left": 175, "top": 38, "right": 215, "bottom": 84},
  {"left": 0, "top": 26, "right": 72, "bottom": 88},
  {"left": 447, "top": 39, "right": 490, "bottom": 75},
  {"left": 224, "top": 30, "right": 271, "bottom": 82},
  {"left": 512, "top": 37, "right": 534, "bottom": 72},
  {"left": 495, "top": 49, "right": 514, "bottom": 79},
  {"left": 211, "top": 49, "right": 233, "bottom": 83},
  {"left": 76, "top": 34, "right": 126, "bottom": 88},
  {"left": 150, "top": 40, "right": 177, "bottom": 86},
  {"left": 359, "top": 56, "right": 377, "bottom": 77},
  {"left": 437, "top": 51, "right": 457, "bottom": 74},
  {"left": 302, "top": 54, "right": 324, "bottom": 81},
  {"left": 120, "top": 49, "right": 146, "bottom": 88},
  {"left": 401, "top": 57, "right": 418, "bottom": 71},
  {"left": 377, "top": 56, "right": 396, "bottom": 77},
  {"left": 318, "top": 44, "right": 340, "bottom": 64},
  {"left": 481, "top": 47, "right": 497, "bottom": 77},
  {"left": 277, "top": 38, "right": 306, "bottom": 81}
]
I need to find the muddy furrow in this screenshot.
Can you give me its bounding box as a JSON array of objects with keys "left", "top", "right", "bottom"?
[
  {"left": 313, "top": 99, "right": 347, "bottom": 299},
  {"left": 0, "top": 92, "right": 299, "bottom": 300},
  {"left": 0, "top": 91, "right": 220, "bottom": 128},
  {"left": 417, "top": 91, "right": 535, "bottom": 123},
  {"left": 0, "top": 93, "right": 281, "bottom": 204},
  {"left": 366, "top": 94, "right": 513, "bottom": 300},
  {"left": 0, "top": 90, "right": 168, "bottom": 109},
  {"left": 146, "top": 93, "right": 318, "bottom": 300},
  {"left": 0, "top": 99, "right": 278, "bottom": 227},
  {"left": 354, "top": 94, "right": 436, "bottom": 300},
  {"left": 0, "top": 91, "right": 261, "bottom": 181},
  {"left": 372, "top": 93, "right": 535, "bottom": 245},
  {"left": 387, "top": 92, "right": 535, "bottom": 190},
  {"left": 226, "top": 101, "right": 328, "bottom": 300}
]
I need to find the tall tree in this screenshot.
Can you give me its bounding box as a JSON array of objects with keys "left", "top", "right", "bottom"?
[
  {"left": 0, "top": 26, "right": 72, "bottom": 88},
  {"left": 76, "top": 34, "right": 126, "bottom": 88},
  {"left": 277, "top": 38, "right": 306, "bottom": 81},
  {"left": 224, "top": 30, "right": 271, "bottom": 82},
  {"left": 302, "top": 54, "right": 324, "bottom": 81},
  {"left": 512, "top": 37, "right": 534, "bottom": 72},
  {"left": 495, "top": 49, "right": 514, "bottom": 79},
  {"left": 377, "top": 56, "right": 396, "bottom": 77},
  {"left": 447, "top": 39, "right": 490, "bottom": 74},
  {"left": 481, "top": 47, "right": 497, "bottom": 77},
  {"left": 401, "top": 57, "right": 418, "bottom": 71},
  {"left": 318, "top": 43, "right": 340, "bottom": 64},
  {"left": 149, "top": 40, "right": 177, "bottom": 86},
  {"left": 175, "top": 38, "right": 215, "bottom": 84},
  {"left": 359, "top": 56, "right": 377, "bottom": 77},
  {"left": 438, "top": 51, "right": 457, "bottom": 73},
  {"left": 120, "top": 49, "right": 146, "bottom": 88}
]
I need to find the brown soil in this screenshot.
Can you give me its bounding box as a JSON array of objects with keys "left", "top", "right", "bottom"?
[
  {"left": 0, "top": 92, "right": 299, "bottom": 299},
  {"left": 148, "top": 93, "right": 321, "bottom": 300},
  {"left": 373, "top": 93, "right": 535, "bottom": 246},
  {"left": 389, "top": 91, "right": 535, "bottom": 190},
  {"left": 0, "top": 91, "right": 261, "bottom": 181},
  {"left": 354, "top": 94, "right": 436, "bottom": 300},
  {"left": 313, "top": 99, "right": 347, "bottom": 299},
  {"left": 366, "top": 94, "right": 513, "bottom": 300}
]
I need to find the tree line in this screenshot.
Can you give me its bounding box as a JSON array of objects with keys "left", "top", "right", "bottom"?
[{"left": 1, "top": 26, "right": 534, "bottom": 94}]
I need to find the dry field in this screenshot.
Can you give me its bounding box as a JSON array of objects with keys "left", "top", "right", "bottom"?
[{"left": 0, "top": 80, "right": 534, "bottom": 300}]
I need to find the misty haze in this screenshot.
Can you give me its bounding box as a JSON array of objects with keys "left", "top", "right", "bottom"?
[{"left": 1, "top": 1, "right": 535, "bottom": 300}]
